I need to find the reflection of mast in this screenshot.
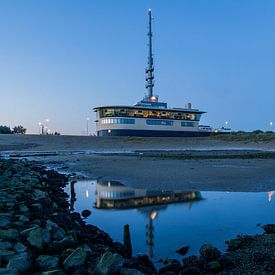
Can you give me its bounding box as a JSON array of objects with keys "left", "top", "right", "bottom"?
[
  {"left": 268, "top": 191, "right": 275, "bottom": 202},
  {"left": 70, "top": 181, "right": 76, "bottom": 211},
  {"left": 146, "top": 211, "right": 157, "bottom": 258}
]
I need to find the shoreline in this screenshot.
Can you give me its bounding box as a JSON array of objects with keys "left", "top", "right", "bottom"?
[{"left": 0, "top": 158, "right": 274, "bottom": 274}]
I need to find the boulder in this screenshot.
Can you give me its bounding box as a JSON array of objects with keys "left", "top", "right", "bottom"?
[
  {"left": 41, "top": 270, "right": 65, "bottom": 275},
  {"left": 176, "top": 245, "right": 190, "bottom": 256},
  {"left": 32, "top": 189, "right": 47, "bottom": 200},
  {"left": 54, "top": 235, "right": 75, "bottom": 251},
  {"left": 27, "top": 227, "right": 50, "bottom": 249},
  {"left": 52, "top": 228, "right": 66, "bottom": 241},
  {"left": 96, "top": 252, "right": 125, "bottom": 275},
  {"left": 0, "top": 216, "right": 11, "bottom": 228},
  {"left": 19, "top": 204, "right": 29, "bottom": 213},
  {"left": 36, "top": 255, "right": 59, "bottom": 270},
  {"left": 63, "top": 247, "right": 87, "bottom": 271},
  {"left": 13, "top": 242, "right": 27, "bottom": 253},
  {"left": 0, "top": 249, "right": 15, "bottom": 261},
  {"left": 46, "top": 220, "right": 59, "bottom": 233},
  {"left": 81, "top": 209, "right": 91, "bottom": 218},
  {"left": 7, "top": 254, "right": 31, "bottom": 273},
  {"left": 0, "top": 268, "right": 19, "bottom": 275},
  {"left": 262, "top": 224, "right": 275, "bottom": 234},
  {"left": 199, "top": 244, "right": 221, "bottom": 261},
  {"left": 119, "top": 268, "right": 146, "bottom": 275},
  {"left": 0, "top": 241, "right": 13, "bottom": 250},
  {"left": 207, "top": 260, "right": 222, "bottom": 272},
  {"left": 0, "top": 229, "right": 19, "bottom": 241},
  {"left": 20, "top": 226, "right": 39, "bottom": 237}
]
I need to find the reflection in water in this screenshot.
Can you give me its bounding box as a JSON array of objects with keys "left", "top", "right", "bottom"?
[
  {"left": 268, "top": 191, "right": 274, "bottom": 202},
  {"left": 70, "top": 181, "right": 76, "bottom": 211},
  {"left": 95, "top": 180, "right": 202, "bottom": 258},
  {"left": 65, "top": 180, "right": 275, "bottom": 260}
]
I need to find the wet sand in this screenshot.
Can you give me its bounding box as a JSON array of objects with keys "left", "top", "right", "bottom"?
[{"left": 1, "top": 134, "right": 275, "bottom": 192}]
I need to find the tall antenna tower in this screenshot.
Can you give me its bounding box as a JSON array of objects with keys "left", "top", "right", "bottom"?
[{"left": 145, "top": 9, "right": 155, "bottom": 101}]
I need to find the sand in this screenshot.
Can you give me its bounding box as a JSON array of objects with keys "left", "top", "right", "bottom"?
[{"left": 1, "top": 134, "right": 275, "bottom": 192}]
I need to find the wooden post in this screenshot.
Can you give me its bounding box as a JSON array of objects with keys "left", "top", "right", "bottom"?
[{"left": 124, "top": 224, "right": 132, "bottom": 258}]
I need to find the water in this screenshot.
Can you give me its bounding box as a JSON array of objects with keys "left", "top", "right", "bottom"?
[{"left": 64, "top": 180, "right": 274, "bottom": 260}]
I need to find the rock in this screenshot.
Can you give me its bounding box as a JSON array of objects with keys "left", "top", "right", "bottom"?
[
  {"left": 199, "top": 244, "right": 221, "bottom": 261},
  {"left": 7, "top": 254, "right": 31, "bottom": 272},
  {"left": 159, "top": 259, "right": 182, "bottom": 274},
  {"left": 181, "top": 267, "right": 202, "bottom": 275},
  {"left": 41, "top": 270, "right": 65, "bottom": 275},
  {"left": 96, "top": 252, "right": 125, "bottom": 275},
  {"left": 52, "top": 228, "right": 66, "bottom": 241},
  {"left": 13, "top": 242, "right": 27, "bottom": 253},
  {"left": 207, "top": 260, "right": 221, "bottom": 272},
  {"left": 176, "top": 245, "right": 190, "bottom": 256},
  {"left": 27, "top": 227, "right": 50, "bottom": 249},
  {"left": 20, "top": 225, "right": 39, "bottom": 237},
  {"left": 19, "top": 215, "right": 29, "bottom": 223},
  {"left": 63, "top": 247, "right": 87, "bottom": 271},
  {"left": 0, "top": 216, "right": 11, "bottom": 228},
  {"left": 0, "top": 268, "right": 19, "bottom": 275},
  {"left": 54, "top": 235, "right": 75, "bottom": 250},
  {"left": 19, "top": 204, "right": 29, "bottom": 213},
  {"left": 46, "top": 220, "right": 59, "bottom": 233},
  {"left": 226, "top": 238, "right": 242, "bottom": 251},
  {"left": 119, "top": 268, "right": 146, "bottom": 275},
  {"left": 36, "top": 255, "right": 59, "bottom": 270},
  {"left": 32, "top": 189, "right": 47, "bottom": 200},
  {"left": 262, "top": 224, "right": 275, "bottom": 234},
  {"left": 0, "top": 241, "right": 13, "bottom": 250},
  {"left": 0, "top": 229, "right": 18, "bottom": 241},
  {"left": 0, "top": 249, "right": 15, "bottom": 261},
  {"left": 81, "top": 209, "right": 91, "bottom": 218}
]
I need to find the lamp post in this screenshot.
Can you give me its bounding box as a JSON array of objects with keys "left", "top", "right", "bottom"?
[{"left": 86, "top": 117, "right": 90, "bottom": 136}]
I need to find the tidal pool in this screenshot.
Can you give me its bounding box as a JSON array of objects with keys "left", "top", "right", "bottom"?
[{"left": 64, "top": 180, "right": 274, "bottom": 260}]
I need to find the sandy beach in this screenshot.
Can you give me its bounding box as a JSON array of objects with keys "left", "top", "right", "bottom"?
[{"left": 1, "top": 134, "right": 275, "bottom": 192}]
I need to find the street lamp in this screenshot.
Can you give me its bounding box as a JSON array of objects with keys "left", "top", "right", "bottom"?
[
  {"left": 86, "top": 117, "right": 90, "bottom": 136},
  {"left": 225, "top": 121, "right": 228, "bottom": 128},
  {"left": 269, "top": 121, "right": 273, "bottom": 131}
]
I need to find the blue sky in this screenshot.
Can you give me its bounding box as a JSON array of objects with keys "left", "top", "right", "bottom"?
[{"left": 1, "top": 0, "right": 275, "bottom": 134}]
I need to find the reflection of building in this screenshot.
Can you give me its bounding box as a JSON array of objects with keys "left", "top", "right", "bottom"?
[
  {"left": 95, "top": 180, "right": 202, "bottom": 259},
  {"left": 95, "top": 180, "right": 202, "bottom": 209}
]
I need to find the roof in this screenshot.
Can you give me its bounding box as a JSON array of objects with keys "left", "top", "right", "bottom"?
[{"left": 93, "top": 105, "right": 206, "bottom": 114}]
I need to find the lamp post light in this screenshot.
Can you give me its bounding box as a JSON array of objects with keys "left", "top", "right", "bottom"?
[
  {"left": 269, "top": 121, "right": 273, "bottom": 131},
  {"left": 225, "top": 121, "right": 228, "bottom": 128},
  {"left": 86, "top": 117, "right": 90, "bottom": 136}
]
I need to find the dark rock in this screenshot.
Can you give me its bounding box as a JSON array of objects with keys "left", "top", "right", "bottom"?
[
  {"left": 63, "top": 247, "right": 87, "bottom": 271},
  {"left": 0, "top": 241, "right": 13, "bottom": 250},
  {"left": 123, "top": 255, "right": 156, "bottom": 274},
  {"left": 0, "top": 216, "right": 11, "bottom": 228},
  {"left": 81, "top": 209, "right": 91, "bottom": 218},
  {"left": 41, "top": 270, "right": 65, "bottom": 275},
  {"left": 20, "top": 226, "right": 39, "bottom": 237},
  {"left": 19, "top": 204, "right": 29, "bottom": 213},
  {"left": 176, "top": 245, "right": 189, "bottom": 256},
  {"left": 180, "top": 267, "right": 202, "bottom": 275},
  {"left": 32, "top": 189, "right": 47, "bottom": 200},
  {"left": 54, "top": 235, "right": 75, "bottom": 251},
  {"left": 52, "top": 228, "right": 66, "bottom": 241},
  {"left": 0, "top": 229, "right": 19, "bottom": 241},
  {"left": 199, "top": 244, "right": 221, "bottom": 261},
  {"left": 226, "top": 238, "right": 242, "bottom": 251},
  {"left": 207, "top": 260, "right": 222, "bottom": 272},
  {"left": 0, "top": 249, "right": 15, "bottom": 261},
  {"left": 0, "top": 268, "right": 19, "bottom": 275},
  {"left": 46, "top": 220, "right": 59, "bottom": 233},
  {"left": 96, "top": 251, "right": 125, "bottom": 275},
  {"left": 13, "top": 242, "right": 27, "bottom": 253},
  {"left": 27, "top": 227, "right": 50, "bottom": 249},
  {"left": 119, "top": 268, "right": 146, "bottom": 275},
  {"left": 6, "top": 254, "right": 31, "bottom": 272},
  {"left": 159, "top": 259, "right": 181, "bottom": 274},
  {"left": 36, "top": 255, "right": 59, "bottom": 270},
  {"left": 262, "top": 224, "right": 275, "bottom": 234}
]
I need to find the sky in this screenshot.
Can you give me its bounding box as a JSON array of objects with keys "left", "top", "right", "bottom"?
[{"left": 1, "top": 0, "right": 275, "bottom": 135}]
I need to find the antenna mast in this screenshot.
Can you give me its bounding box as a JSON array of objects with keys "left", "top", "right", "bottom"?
[{"left": 146, "top": 9, "right": 155, "bottom": 101}]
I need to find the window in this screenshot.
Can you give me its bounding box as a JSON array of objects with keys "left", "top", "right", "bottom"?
[
  {"left": 181, "top": 122, "right": 195, "bottom": 127},
  {"left": 101, "top": 118, "right": 135, "bottom": 124},
  {"left": 146, "top": 119, "right": 174, "bottom": 126}
]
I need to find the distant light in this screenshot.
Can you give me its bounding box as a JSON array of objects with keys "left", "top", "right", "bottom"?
[
  {"left": 87, "top": 117, "right": 90, "bottom": 121},
  {"left": 85, "top": 190, "right": 89, "bottom": 198},
  {"left": 38, "top": 122, "right": 42, "bottom": 126},
  {"left": 270, "top": 122, "right": 273, "bottom": 127},
  {"left": 148, "top": 8, "right": 151, "bottom": 11},
  {"left": 150, "top": 211, "right": 158, "bottom": 220}
]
